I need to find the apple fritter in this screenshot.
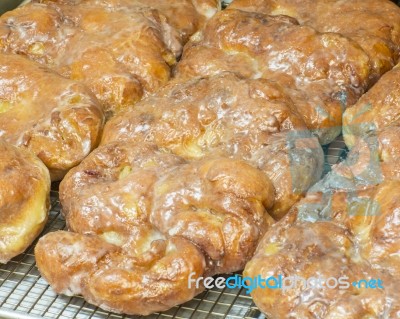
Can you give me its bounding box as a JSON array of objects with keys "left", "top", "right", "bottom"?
[
  {"left": 102, "top": 73, "right": 324, "bottom": 218},
  {"left": 0, "top": 53, "right": 103, "bottom": 180},
  {"left": 343, "top": 64, "right": 400, "bottom": 149},
  {"left": 36, "top": 142, "right": 275, "bottom": 315},
  {"left": 175, "top": 9, "right": 373, "bottom": 144},
  {"left": 229, "top": 0, "right": 400, "bottom": 82},
  {"left": 245, "top": 124, "right": 400, "bottom": 318},
  {"left": 0, "top": 0, "right": 220, "bottom": 117},
  {"left": 0, "top": 140, "right": 50, "bottom": 263}
]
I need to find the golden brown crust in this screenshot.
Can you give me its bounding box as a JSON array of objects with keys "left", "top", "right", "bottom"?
[
  {"left": 36, "top": 0, "right": 220, "bottom": 43},
  {"left": 292, "top": 180, "right": 400, "bottom": 277},
  {"left": 0, "top": 0, "right": 219, "bottom": 116},
  {"left": 59, "top": 141, "right": 275, "bottom": 274},
  {"left": 59, "top": 142, "right": 186, "bottom": 250},
  {"left": 175, "top": 9, "right": 372, "bottom": 144},
  {"left": 102, "top": 73, "right": 307, "bottom": 158},
  {"left": 343, "top": 64, "right": 400, "bottom": 149},
  {"left": 0, "top": 140, "right": 50, "bottom": 263},
  {"left": 102, "top": 73, "right": 324, "bottom": 218},
  {"left": 229, "top": 0, "right": 400, "bottom": 82},
  {"left": 35, "top": 231, "right": 206, "bottom": 315},
  {"left": 48, "top": 72, "right": 324, "bottom": 315},
  {"left": 336, "top": 126, "right": 400, "bottom": 183},
  {"left": 251, "top": 133, "right": 323, "bottom": 217},
  {"left": 149, "top": 156, "right": 275, "bottom": 274},
  {"left": 245, "top": 122, "right": 400, "bottom": 318},
  {"left": 36, "top": 142, "right": 276, "bottom": 314},
  {"left": 245, "top": 217, "right": 400, "bottom": 319},
  {"left": 0, "top": 53, "right": 103, "bottom": 180},
  {"left": 245, "top": 181, "right": 400, "bottom": 318}
]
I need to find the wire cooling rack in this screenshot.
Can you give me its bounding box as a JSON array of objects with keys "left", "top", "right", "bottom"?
[
  {"left": 0, "top": 138, "right": 347, "bottom": 319},
  {"left": 0, "top": 195, "right": 259, "bottom": 319},
  {"left": 0, "top": 0, "right": 356, "bottom": 317}
]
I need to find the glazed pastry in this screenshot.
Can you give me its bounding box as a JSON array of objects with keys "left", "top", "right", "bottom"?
[
  {"left": 329, "top": 126, "right": 400, "bottom": 187},
  {"left": 343, "top": 64, "right": 400, "bottom": 149},
  {"left": 244, "top": 121, "right": 400, "bottom": 318},
  {"left": 0, "top": 0, "right": 219, "bottom": 116},
  {"left": 36, "top": 74, "right": 322, "bottom": 314},
  {"left": 229, "top": 0, "right": 400, "bottom": 82},
  {"left": 59, "top": 142, "right": 275, "bottom": 275},
  {"left": 0, "top": 53, "right": 103, "bottom": 180},
  {"left": 35, "top": 231, "right": 206, "bottom": 315},
  {"left": 36, "top": 142, "right": 275, "bottom": 314},
  {"left": 175, "top": 9, "right": 372, "bottom": 144},
  {"left": 102, "top": 73, "right": 324, "bottom": 218},
  {"left": 244, "top": 199, "right": 400, "bottom": 318},
  {"left": 38, "top": 0, "right": 220, "bottom": 42},
  {"left": 0, "top": 140, "right": 50, "bottom": 264}
]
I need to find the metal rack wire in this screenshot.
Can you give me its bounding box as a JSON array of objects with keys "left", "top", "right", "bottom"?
[
  {"left": 0, "top": 0, "right": 367, "bottom": 317},
  {"left": 0, "top": 138, "right": 347, "bottom": 319}
]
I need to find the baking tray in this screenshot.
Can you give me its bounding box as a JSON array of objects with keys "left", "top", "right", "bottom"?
[{"left": 0, "top": 137, "right": 347, "bottom": 319}]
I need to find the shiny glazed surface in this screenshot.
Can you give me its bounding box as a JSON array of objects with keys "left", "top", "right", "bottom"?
[
  {"left": 0, "top": 0, "right": 219, "bottom": 117},
  {"left": 236, "top": 2, "right": 400, "bottom": 317},
  {"left": 0, "top": 140, "right": 50, "bottom": 263},
  {"left": 36, "top": 71, "right": 324, "bottom": 315},
  {"left": 36, "top": 231, "right": 206, "bottom": 315},
  {"left": 245, "top": 89, "right": 400, "bottom": 318},
  {"left": 36, "top": 142, "right": 275, "bottom": 315},
  {"left": 103, "top": 73, "right": 324, "bottom": 218},
  {"left": 175, "top": 9, "right": 374, "bottom": 144},
  {"left": 0, "top": 53, "right": 103, "bottom": 180},
  {"left": 230, "top": 0, "right": 400, "bottom": 82},
  {"left": 245, "top": 198, "right": 400, "bottom": 318},
  {"left": 10, "top": 0, "right": 400, "bottom": 317},
  {"left": 343, "top": 64, "right": 400, "bottom": 149}
]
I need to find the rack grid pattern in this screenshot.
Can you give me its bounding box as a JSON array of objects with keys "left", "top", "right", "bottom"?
[
  {"left": 3, "top": 1, "right": 396, "bottom": 318},
  {"left": 0, "top": 139, "right": 347, "bottom": 319},
  {"left": 0, "top": 191, "right": 266, "bottom": 319}
]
